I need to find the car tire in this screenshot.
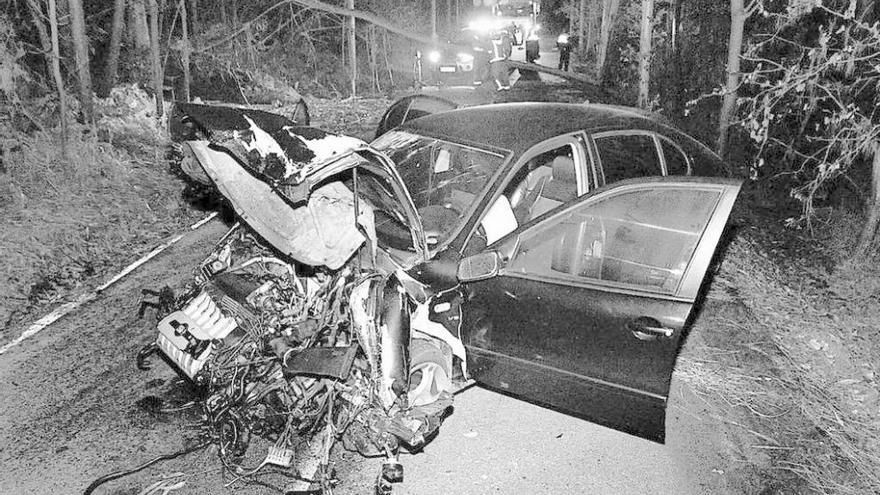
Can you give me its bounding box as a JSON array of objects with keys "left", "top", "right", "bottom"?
[{"left": 408, "top": 339, "right": 452, "bottom": 407}]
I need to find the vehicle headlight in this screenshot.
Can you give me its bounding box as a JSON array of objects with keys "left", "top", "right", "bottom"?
[
  {"left": 457, "top": 52, "right": 474, "bottom": 63},
  {"left": 428, "top": 50, "right": 441, "bottom": 63}
]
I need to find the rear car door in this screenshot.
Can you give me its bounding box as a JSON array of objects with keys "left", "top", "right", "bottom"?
[{"left": 459, "top": 177, "right": 741, "bottom": 442}]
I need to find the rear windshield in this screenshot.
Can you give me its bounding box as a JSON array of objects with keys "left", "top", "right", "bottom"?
[{"left": 372, "top": 131, "right": 507, "bottom": 248}]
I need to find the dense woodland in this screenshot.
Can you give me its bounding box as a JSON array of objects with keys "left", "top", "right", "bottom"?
[{"left": 2, "top": 0, "right": 880, "bottom": 255}]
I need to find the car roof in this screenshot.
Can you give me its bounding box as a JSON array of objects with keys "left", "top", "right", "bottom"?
[{"left": 398, "top": 102, "right": 692, "bottom": 157}]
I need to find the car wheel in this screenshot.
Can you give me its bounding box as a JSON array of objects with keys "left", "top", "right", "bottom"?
[{"left": 408, "top": 339, "right": 452, "bottom": 407}]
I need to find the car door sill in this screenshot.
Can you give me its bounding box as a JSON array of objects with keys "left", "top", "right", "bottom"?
[{"left": 466, "top": 345, "right": 667, "bottom": 402}]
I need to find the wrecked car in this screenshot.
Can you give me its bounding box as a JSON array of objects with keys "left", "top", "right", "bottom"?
[{"left": 144, "top": 102, "right": 741, "bottom": 491}]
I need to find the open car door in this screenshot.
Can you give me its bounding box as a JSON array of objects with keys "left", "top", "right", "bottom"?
[{"left": 457, "top": 177, "right": 741, "bottom": 442}]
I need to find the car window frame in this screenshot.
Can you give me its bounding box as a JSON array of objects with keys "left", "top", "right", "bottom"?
[
  {"left": 590, "top": 130, "right": 667, "bottom": 186},
  {"left": 458, "top": 132, "right": 592, "bottom": 255},
  {"left": 656, "top": 134, "right": 693, "bottom": 176},
  {"left": 489, "top": 178, "right": 739, "bottom": 301}
]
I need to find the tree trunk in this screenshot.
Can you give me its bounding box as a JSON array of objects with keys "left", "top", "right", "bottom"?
[
  {"left": 129, "top": 0, "right": 151, "bottom": 51},
  {"left": 245, "top": 24, "right": 256, "bottom": 69},
  {"left": 382, "top": 29, "right": 394, "bottom": 87},
  {"left": 431, "top": 0, "right": 437, "bottom": 40},
  {"left": 717, "top": 0, "right": 745, "bottom": 160},
  {"left": 670, "top": 0, "right": 684, "bottom": 116},
  {"left": 585, "top": 0, "right": 599, "bottom": 57},
  {"left": 578, "top": 0, "right": 587, "bottom": 53},
  {"left": 595, "top": 0, "right": 620, "bottom": 83},
  {"left": 446, "top": 0, "right": 452, "bottom": 33},
  {"left": 179, "top": 0, "right": 191, "bottom": 101},
  {"left": 368, "top": 25, "right": 380, "bottom": 92},
  {"left": 347, "top": 0, "right": 356, "bottom": 97},
  {"left": 102, "top": 0, "right": 127, "bottom": 97},
  {"left": 637, "top": 0, "right": 653, "bottom": 108},
  {"left": 48, "top": 0, "right": 69, "bottom": 145},
  {"left": 148, "top": 0, "right": 164, "bottom": 117},
  {"left": 188, "top": 0, "right": 198, "bottom": 33},
  {"left": 67, "top": 0, "right": 94, "bottom": 125},
  {"left": 855, "top": 142, "right": 880, "bottom": 258},
  {"left": 25, "top": 0, "right": 54, "bottom": 81}
]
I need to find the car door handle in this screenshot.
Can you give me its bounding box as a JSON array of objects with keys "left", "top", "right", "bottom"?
[{"left": 626, "top": 317, "right": 675, "bottom": 340}]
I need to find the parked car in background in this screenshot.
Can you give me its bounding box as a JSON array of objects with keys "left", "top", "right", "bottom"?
[{"left": 417, "top": 28, "right": 487, "bottom": 87}]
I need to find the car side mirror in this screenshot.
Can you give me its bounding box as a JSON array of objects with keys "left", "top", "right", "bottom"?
[{"left": 457, "top": 251, "right": 500, "bottom": 282}]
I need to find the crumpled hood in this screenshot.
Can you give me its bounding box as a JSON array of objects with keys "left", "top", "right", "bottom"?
[
  {"left": 191, "top": 140, "right": 370, "bottom": 269},
  {"left": 187, "top": 114, "right": 371, "bottom": 269},
  {"left": 210, "top": 117, "right": 365, "bottom": 184},
  {"left": 185, "top": 112, "right": 425, "bottom": 269}
]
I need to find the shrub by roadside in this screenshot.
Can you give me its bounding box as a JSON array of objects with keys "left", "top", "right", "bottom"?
[
  {"left": 0, "top": 122, "right": 200, "bottom": 333},
  {"left": 677, "top": 205, "right": 880, "bottom": 494}
]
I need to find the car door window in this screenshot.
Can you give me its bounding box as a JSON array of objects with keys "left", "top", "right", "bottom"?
[
  {"left": 463, "top": 140, "right": 586, "bottom": 256},
  {"left": 660, "top": 138, "right": 690, "bottom": 175},
  {"left": 506, "top": 185, "right": 723, "bottom": 294},
  {"left": 594, "top": 133, "right": 662, "bottom": 184},
  {"left": 501, "top": 144, "right": 579, "bottom": 225}
]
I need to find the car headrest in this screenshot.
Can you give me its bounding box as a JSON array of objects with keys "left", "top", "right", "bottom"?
[{"left": 551, "top": 156, "right": 576, "bottom": 183}]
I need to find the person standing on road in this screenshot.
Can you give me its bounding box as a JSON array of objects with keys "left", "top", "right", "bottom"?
[
  {"left": 490, "top": 30, "right": 512, "bottom": 91},
  {"left": 557, "top": 33, "right": 572, "bottom": 71}
]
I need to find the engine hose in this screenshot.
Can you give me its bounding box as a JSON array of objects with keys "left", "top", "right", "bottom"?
[{"left": 82, "top": 442, "right": 209, "bottom": 495}]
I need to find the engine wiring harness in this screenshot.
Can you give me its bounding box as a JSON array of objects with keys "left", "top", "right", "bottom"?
[{"left": 134, "top": 224, "right": 453, "bottom": 494}]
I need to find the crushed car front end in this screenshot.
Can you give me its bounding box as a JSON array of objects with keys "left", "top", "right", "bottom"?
[{"left": 144, "top": 112, "right": 465, "bottom": 491}]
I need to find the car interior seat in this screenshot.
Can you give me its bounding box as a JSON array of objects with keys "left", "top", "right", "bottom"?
[
  {"left": 509, "top": 164, "right": 552, "bottom": 224},
  {"left": 530, "top": 155, "right": 578, "bottom": 219},
  {"left": 550, "top": 217, "right": 605, "bottom": 279}
]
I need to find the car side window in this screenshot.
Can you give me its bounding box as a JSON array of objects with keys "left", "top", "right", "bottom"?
[
  {"left": 501, "top": 144, "right": 579, "bottom": 225},
  {"left": 660, "top": 138, "right": 690, "bottom": 175},
  {"left": 506, "top": 186, "right": 723, "bottom": 293},
  {"left": 594, "top": 133, "right": 662, "bottom": 184},
  {"left": 463, "top": 144, "right": 580, "bottom": 257}
]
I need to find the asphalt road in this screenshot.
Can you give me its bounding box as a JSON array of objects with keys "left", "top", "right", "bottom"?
[{"left": 394, "top": 382, "right": 736, "bottom": 495}]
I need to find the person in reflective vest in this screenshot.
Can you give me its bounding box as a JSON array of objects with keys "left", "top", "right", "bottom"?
[
  {"left": 490, "top": 30, "right": 512, "bottom": 91},
  {"left": 557, "top": 32, "right": 572, "bottom": 71}
]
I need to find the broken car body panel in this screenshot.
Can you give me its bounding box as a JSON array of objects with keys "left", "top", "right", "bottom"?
[
  {"left": 192, "top": 141, "right": 368, "bottom": 269},
  {"left": 458, "top": 177, "right": 742, "bottom": 442},
  {"left": 186, "top": 120, "right": 427, "bottom": 269}
]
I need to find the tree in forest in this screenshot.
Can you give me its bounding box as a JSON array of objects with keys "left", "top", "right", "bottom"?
[
  {"left": 48, "top": 0, "right": 68, "bottom": 141},
  {"left": 738, "top": 0, "right": 880, "bottom": 256},
  {"left": 636, "top": 0, "right": 653, "bottom": 108},
  {"left": 102, "top": 0, "right": 127, "bottom": 97},
  {"left": 595, "top": 0, "right": 621, "bottom": 82},
  {"left": 716, "top": 0, "right": 755, "bottom": 160},
  {"left": 68, "top": 0, "right": 94, "bottom": 125}
]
